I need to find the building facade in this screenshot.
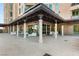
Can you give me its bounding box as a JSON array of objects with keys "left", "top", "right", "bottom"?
[
  {"left": 4, "top": 3, "right": 61, "bottom": 24},
  {"left": 3, "top": 3, "right": 79, "bottom": 43},
  {"left": 59, "top": 3, "right": 79, "bottom": 35},
  {"left": 4, "top": 3, "right": 61, "bottom": 33}
]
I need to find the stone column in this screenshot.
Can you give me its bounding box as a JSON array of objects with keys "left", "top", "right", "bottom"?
[
  {"left": 8, "top": 26, "right": 10, "bottom": 33},
  {"left": 24, "top": 20, "right": 26, "bottom": 38},
  {"left": 55, "top": 20, "right": 57, "bottom": 39},
  {"left": 17, "top": 22, "right": 19, "bottom": 37},
  {"left": 38, "top": 14, "right": 43, "bottom": 43},
  {"left": 61, "top": 25, "right": 64, "bottom": 36}
]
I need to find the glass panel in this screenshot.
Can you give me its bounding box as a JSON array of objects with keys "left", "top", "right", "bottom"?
[
  {"left": 19, "top": 8, "right": 21, "bottom": 14},
  {"left": 47, "top": 25, "right": 50, "bottom": 35},
  {"left": 55, "top": 3, "right": 59, "bottom": 13},
  {"left": 72, "top": 9, "right": 79, "bottom": 16},
  {"left": 25, "top": 5, "right": 33, "bottom": 12},
  {"left": 43, "top": 24, "right": 46, "bottom": 34},
  {"left": 49, "top": 4, "right": 52, "bottom": 10},
  {"left": 10, "top": 12, "right": 12, "bottom": 17},
  {"left": 10, "top": 3, "right": 13, "bottom": 10},
  {"left": 74, "top": 24, "right": 79, "bottom": 34}
]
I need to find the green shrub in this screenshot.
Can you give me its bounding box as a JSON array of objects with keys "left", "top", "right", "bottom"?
[{"left": 28, "top": 28, "right": 33, "bottom": 34}]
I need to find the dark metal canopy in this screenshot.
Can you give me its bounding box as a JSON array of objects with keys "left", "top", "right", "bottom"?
[
  {"left": 64, "top": 19, "right": 79, "bottom": 24},
  {"left": 0, "top": 24, "right": 8, "bottom": 27},
  {"left": 9, "top": 3, "right": 64, "bottom": 25}
]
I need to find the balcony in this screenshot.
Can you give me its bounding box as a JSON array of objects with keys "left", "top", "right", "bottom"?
[
  {"left": 71, "top": 16, "right": 79, "bottom": 19},
  {"left": 9, "top": 19, "right": 13, "bottom": 23},
  {"left": 70, "top": 5, "right": 79, "bottom": 11},
  {"left": 71, "top": 3, "right": 79, "bottom": 6}
]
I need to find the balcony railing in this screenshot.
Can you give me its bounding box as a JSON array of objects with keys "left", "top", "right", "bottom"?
[{"left": 71, "top": 16, "right": 79, "bottom": 19}]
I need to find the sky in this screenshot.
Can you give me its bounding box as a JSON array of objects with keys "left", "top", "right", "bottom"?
[{"left": 0, "top": 3, "right": 3, "bottom": 24}]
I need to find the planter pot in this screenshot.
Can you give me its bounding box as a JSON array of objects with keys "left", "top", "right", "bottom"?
[{"left": 28, "top": 33, "right": 37, "bottom": 36}]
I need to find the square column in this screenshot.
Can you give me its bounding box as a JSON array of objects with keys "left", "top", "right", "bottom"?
[
  {"left": 13, "top": 25, "right": 15, "bottom": 32},
  {"left": 38, "top": 14, "right": 43, "bottom": 43},
  {"left": 24, "top": 20, "right": 26, "bottom": 38},
  {"left": 39, "top": 19, "right": 43, "bottom": 43},
  {"left": 9, "top": 25, "right": 11, "bottom": 34},
  {"left": 61, "top": 25, "right": 64, "bottom": 36},
  {"left": 17, "top": 23, "right": 19, "bottom": 37},
  {"left": 54, "top": 20, "right": 57, "bottom": 39},
  {"left": 8, "top": 26, "right": 10, "bottom": 33}
]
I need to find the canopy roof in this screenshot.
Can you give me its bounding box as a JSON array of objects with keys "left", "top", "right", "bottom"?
[
  {"left": 2, "top": 3, "right": 79, "bottom": 27},
  {"left": 0, "top": 24, "right": 8, "bottom": 27},
  {"left": 9, "top": 3, "right": 64, "bottom": 25}
]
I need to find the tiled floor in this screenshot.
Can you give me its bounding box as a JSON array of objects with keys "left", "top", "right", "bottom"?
[{"left": 0, "top": 33, "right": 79, "bottom": 56}]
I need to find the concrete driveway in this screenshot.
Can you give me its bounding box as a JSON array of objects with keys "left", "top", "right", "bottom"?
[{"left": 0, "top": 33, "right": 79, "bottom": 56}]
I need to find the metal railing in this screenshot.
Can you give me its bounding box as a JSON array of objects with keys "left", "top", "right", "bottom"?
[{"left": 71, "top": 16, "right": 79, "bottom": 19}]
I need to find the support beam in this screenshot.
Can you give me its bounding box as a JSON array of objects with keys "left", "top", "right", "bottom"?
[
  {"left": 24, "top": 20, "right": 26, "bottom": 38},
  {"left": 46, "top": 24, "right": 47, "bottom": 35},
  {"left": 54, "top": 20, "right": 57, "bottom": 39},
  {"left": 50, "top": 25, "right": 51, "bottom": 35},
  {"left": 38, "top": 14, "right": 43, "bottom": 43},
  {"left": 61, "top": 25, "right": 64, "bottom": 36},
  {"left": 17, "top": 23, "right": 19, "bottom": 37}
]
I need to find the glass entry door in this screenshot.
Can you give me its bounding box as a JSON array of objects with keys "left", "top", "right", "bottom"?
[
  {"left": 47, "top": 25, "right": 50, "bottom": 35},
  {"left": 42, "top": 24, "right": 50, "bottom": 35},
  {"left": 43, "top": 24, "right": 46, "bottom": 34},
  {"left": 74, "top": 24, "right": 79, "bottom": 34}
]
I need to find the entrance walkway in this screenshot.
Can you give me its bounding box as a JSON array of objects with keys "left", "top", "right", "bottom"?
[{"left": 0, "top": 33, "right": 79, "bottom": 56}]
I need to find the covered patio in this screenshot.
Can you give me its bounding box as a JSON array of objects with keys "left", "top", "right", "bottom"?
[
  {"left": 6, "top": 3, "right": 65, "bottom": 43},
  {"left": 0, "top": 24, "right": 8, "bottom": 33}
]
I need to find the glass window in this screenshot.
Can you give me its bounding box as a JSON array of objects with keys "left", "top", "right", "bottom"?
[
  {"left": 72, "top": 11, "right": 74, "bottom": 16},
  {"left": 19, "top": 8, "right": 21, "bottom": 14},
  {"left": 25, "top": 5, "right": 33, "bottom": 12},
  {"left": 55, "top": 3, "right": 59, "bottom": 13},
  {"left": 78, "top": 11, "right": 79, "bottom": 15},
  {"left": 49, "top": 4, "right": 52, "bottom": 10},
  {"left": 10, "top": 12, "right": 12, "bottom": 17},
  {"left": 19, "top": 3, "right": 21, "bottom": 6},
  {"left": 10, "top": 3, "right": 13, "bottom": 10},
  {"left": 72, "top": 9, "right": 79, "bottom": 16},
  {"left": 43, "top": 24, "right": 46, "bottom": 34},
  {"left": 74, "top": 24, "right": 79, "bottom": 34},
  {"left": 76, "top": 11, "right": 78, "bottom": 15}
]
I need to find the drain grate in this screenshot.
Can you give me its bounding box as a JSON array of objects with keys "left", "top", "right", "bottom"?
[{"left": 43, "top": 53, "right": 51, "bottom": 56}]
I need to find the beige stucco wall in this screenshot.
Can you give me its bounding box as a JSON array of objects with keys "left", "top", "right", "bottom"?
[
  {"left": 64, "top": 24, "right": 74, "bottom": 35},
  {"left": 59, "top": 3, "right": 72, "bottom": 20}
]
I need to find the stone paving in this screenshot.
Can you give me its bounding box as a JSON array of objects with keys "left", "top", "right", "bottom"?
[{"left": 0, "top": 33, "right": 79, "bottom": 56}]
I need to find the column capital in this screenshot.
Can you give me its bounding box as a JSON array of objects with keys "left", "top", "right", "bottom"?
[
  {"left": 17, "top": 22, "right": 19, "bottom": 25},
  {"left": 61, "top": 23, "right": 64, "bottom": 25},
  {"left": 38, "top": 14, "right": 43, "bottom": 19},
  {"left": 55, "top": 20, "right": 57, "bottom": 23},
  {"left": 24, "top": 20, "right": 26, "bottom": 23}
]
